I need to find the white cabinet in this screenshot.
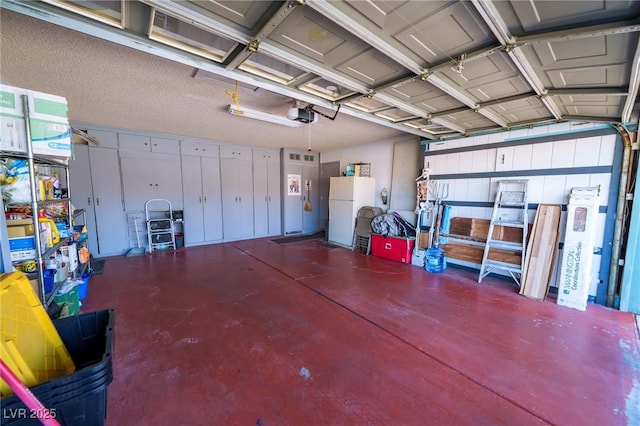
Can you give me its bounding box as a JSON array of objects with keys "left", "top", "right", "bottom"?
[
  {"left": 181, "top": 140, "right": 218, "bottom": 157},
  {"left": 253, "top": 149, "right": 281, "bottom": 237},
  {"left": 181, "top": 153, "right": 223, "bottom": 246},
  {"left": 220, "top": 146, "right": 254, "bottom": 241},
  {"left": 328, "top": 177, "right": 376, "bottom": 248},
  {"left": 69, "top": 143, "right": 127, "bottom": 257},
  {"left": 119, "top": 133, "right": 180, "bottom": 154},
  {"left": 120, "top": 150, "right": 183, "bottom": 211}
]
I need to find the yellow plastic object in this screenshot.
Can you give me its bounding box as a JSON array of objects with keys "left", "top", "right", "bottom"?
[
  {"left": 38, "top": 217, "right": 60, "bottom": 245},
  {"left": 0, "top": 272, "right": 75, "bottom": 396}
]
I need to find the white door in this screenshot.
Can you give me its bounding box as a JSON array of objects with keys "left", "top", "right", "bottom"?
[
  {"left": 89, "top": 147, "right": 126, "bottom": 256},
  {"left": 120, "top": 156, "right": 154, "bottom": 211},
  {"left": 153, "top": 156, "right": 183, "bottom": 209},
  {"left": 253, "top": 158, "right": 269, "bottom": 237},
  {"left": 221, "top": 157, "right": 254, "bottom": 241},
  {"left": 68, "top": 144, "right": 98, "bottom": 253},
  {"left": 181, "top": 155, "right": 205, "bottom": 246},
  {"left": 267, "top": 159, "right": 281, "bottom": 236},
  {"left": 202, "top": 156, "right": 223, "bottom": 242},
  {"left": 283, "top": 164, "right": 303, "bottom": 235}
]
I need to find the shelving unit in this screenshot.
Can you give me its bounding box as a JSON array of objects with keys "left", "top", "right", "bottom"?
[
  {"left": 72, "top": 208, "right": 91, "bottom": 278},
  {"left": 1, "top": 89, "right": 76, "bottom": 307}
]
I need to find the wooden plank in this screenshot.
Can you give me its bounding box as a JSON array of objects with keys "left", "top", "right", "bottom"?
[
  {"left": 449, "top": 217, "right": 526, "bottom": 243},
  {"left": 450, "top": 217, "right": 473, "bottom": 236},
  {"left": 520, "top": 205, "right": 562, "bottom": 300},
  {"left": 443, "top": 242, "right": 521, "bottom": 265}
]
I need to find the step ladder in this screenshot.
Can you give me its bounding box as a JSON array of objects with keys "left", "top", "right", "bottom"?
[
  {"left": 145, "top": 199, "right": 176, "bottom": 253},
  {"left": 478, "top": 180, "right": 529, "bottom": 286}
]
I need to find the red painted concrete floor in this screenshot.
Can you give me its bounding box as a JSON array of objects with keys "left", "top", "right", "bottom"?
[{"left": 82, "top": 236, "right": 640, "bottom": 426}]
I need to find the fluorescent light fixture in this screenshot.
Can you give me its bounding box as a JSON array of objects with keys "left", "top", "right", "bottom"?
[{"left": 227, "top": 104, "right": 300, "bottom": 127}]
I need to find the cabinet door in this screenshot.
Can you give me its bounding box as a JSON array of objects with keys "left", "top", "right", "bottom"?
[
  {"left": 202, "top": 156, "right": 223, "bottom": 242},
  {"left": 88, "top": 147, "right": 126, "bottom": 256},
  {"left": 150, "top": 137, "right": 180, "bottom": 154},
  {"left": 68, "top": 144, "right": 99, "bottom": 253},
  {"left": 120, "top": 156, "right": 154, "bottom": 211},
  {"left": 253, "top": 159, "right": 269, "bottom": 237},
  {"left": 119, "top": 133, "right": 151, "bottom": 151},
  {"left": 152, "top": 156, "right": 183, "bottom": 209},
  {"left": 181, "top": 155, "right": 205, "bottom": 246},
  {"left": 267, "top": 160, "right": 281, "bottom": 236},
  {"left": 221, "top": 157, "right": 254, "bottom": 240},
  {"left": 87, "top": 129, "right": 118, "bottom": 149},
  {"left": 237, "top": 158, "right": 254, "bottom": 239}
]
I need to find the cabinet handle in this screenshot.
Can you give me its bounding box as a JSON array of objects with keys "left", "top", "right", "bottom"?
[
  {"left": 501, "top": 154, "right": 505, "bottom": 164},
  {"left": 235, "top": 196, "right": 238, "bottom": 202},
  {"left": 149, "top": 183, "right": 153, "bottom": 186},
  {"left": 155, "top": 183, "right": 159, "bottom": 187},
  {"left": 87, "top": 197, "right": 91, "bottom": 205},
  {"left": 268, "top": 195, "right": 271, "bottom": 202},
  {"left": 239, "top": 196, "right": 242, "bottom": 203},
  {"left": 96, "top": 198, "right": 100, "bottom": 206},
  {"left": 199, "top": 196, "right": 202, "bottom": 204},
  {"left": 204, "top": 196, "right": 207, "bottom": 203}
]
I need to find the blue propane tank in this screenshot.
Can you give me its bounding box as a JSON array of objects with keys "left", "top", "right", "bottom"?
[{"left": 425, "top": 247, "right": 446, "bottom": 273}]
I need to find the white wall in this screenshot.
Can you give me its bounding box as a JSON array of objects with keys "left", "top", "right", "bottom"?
[
  {"left": 425, "top": 121, "right": 618, "bottom": 299},
  {"left": 321, "top": 135, "right": 418, "bottom": 210}
]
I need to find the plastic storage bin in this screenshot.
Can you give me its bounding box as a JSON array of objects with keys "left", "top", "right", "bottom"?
[
  {"left": 43, "top": 269, "right": 56, "bottom": 293},
  {"left": 1, "top": 309, "right": 115, "bottom": 425},
  {"left": 370, "top": 234, "right": 415, "bottom": 264},
  {"left": 77, "top": 272, "right": 91, "bottom": 300},
  {"left": 53, "top": 286, "right": 80, "bottom": 318},
  {"left": 0, "top": 272, "right": 75, "bottom": 396}
]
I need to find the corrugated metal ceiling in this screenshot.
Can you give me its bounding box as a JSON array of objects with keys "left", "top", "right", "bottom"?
[{"left": 3, "top": 0, "right": 640, "bottom": 142}]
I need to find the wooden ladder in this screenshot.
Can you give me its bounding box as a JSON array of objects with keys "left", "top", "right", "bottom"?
[{"left": 478, "top": 180, "right": 529, "bottom": 286}]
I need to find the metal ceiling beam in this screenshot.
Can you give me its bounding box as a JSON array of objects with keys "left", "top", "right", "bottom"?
[
  {"left": 305, "top": 0, "right": 424, "bottom": 75},
  {"left": 306, "top": 0, "right": 511, "bottom": 133},
  {"left": 431, "top": 117, "right": 467, "bottom": 135},
  {"left": 430, "top": 107, "right": 470, "bottom": 119},
  {"left": 140, "top": 0, "right": 252, "bottom": 44},
  {"left": 563, "top": 115, "right": 623, "bottom": 124},
  {"left": 477, "top": 109, "right": 508, "bottom": 128},
  {"left": 471, "top": 0, "right": 563, "bottom": 120},
  {"left": 1, "top": 0, "right": 436, "bottom": 141},
  {"left": 149, "top": 0, "right": 510, "bottom": 135},
  {"left": 477, "top": 93, "right": 538, "bottom": 108},
  {"left": 515, "top": 19, "right": 640, "bottom": 46},
  {"left": 547, "top": 88, "right": 630, "bottom": 97},
  {"left": 224, "top": 0, "right": 301, "bottom": 70}
]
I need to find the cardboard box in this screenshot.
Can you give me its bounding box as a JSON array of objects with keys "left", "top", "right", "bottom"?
[
  {"left": 27, "top": 90, "right": 72, "bottom": 157},
  {"left": 0, "top": 86, "right": 28, "bottom": 154},
  {"left": 0, "top": 85, "right": 71, "bottom": 157},
  {"left": 557, "top": 187, "right": 600, "bottom": 311},
  {"left": 7, "top": 224, "right": 35, "bottom": 238},
  {"left": 9, "top": 236, "right": 37, "bottom": 261},
  {"left": 371, "top": 234, "right": 415, "bottom": 264}
]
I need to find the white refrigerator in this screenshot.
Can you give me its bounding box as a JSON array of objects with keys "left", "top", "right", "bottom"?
[{"left": 328, "top": 176, "right": 376, "bottom": 248}]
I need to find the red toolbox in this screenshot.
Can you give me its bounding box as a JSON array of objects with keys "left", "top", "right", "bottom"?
[{"left": 370, "top": 234, "right": 415, "bottom": 264}]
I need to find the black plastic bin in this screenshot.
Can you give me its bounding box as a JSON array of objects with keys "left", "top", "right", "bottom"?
[{"left": 1, "top": 309, "right": 115, "bottom": 425}]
